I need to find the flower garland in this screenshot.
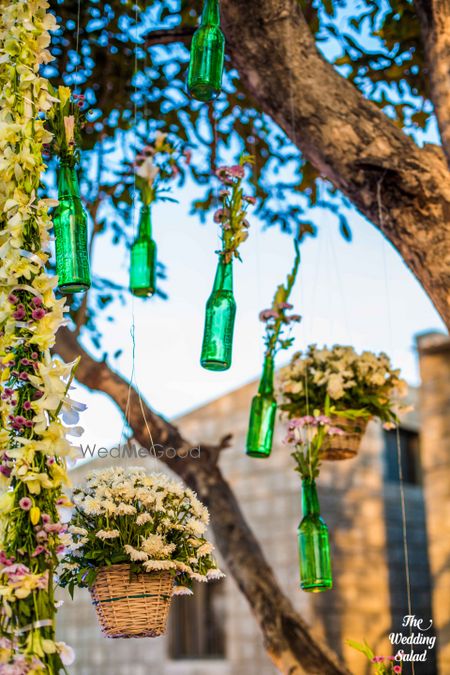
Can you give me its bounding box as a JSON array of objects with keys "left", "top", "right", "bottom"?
[{"left": 0, "top": 0, "right": 80, "bottom": 671}]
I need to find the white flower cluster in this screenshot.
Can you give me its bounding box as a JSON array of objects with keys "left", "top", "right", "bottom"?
[
  {"left": 60, "top": 467, "right": 223, "bottom": 594},
  {"left": 280, "top": 344, "right": 408, "bottom": 423}
]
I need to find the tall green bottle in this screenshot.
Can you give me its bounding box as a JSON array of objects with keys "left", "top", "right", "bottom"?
[
  {"left": 130, "top": 205, "right": 157, "bottom": 298},
  {"left": 200, "top": 257, "right": 236, "bottom": 371},
  {"left": 298, "top": 479, "right": 333, "bottom": 593},
  {"left": 53, "top": 159, "right": 91, "bottom": 293},
  {"left": 187, "top": 0, "right": 225, "bottom": 102},
  {"left": 246, "top": 354, "right": 277, "bottom": 458}
]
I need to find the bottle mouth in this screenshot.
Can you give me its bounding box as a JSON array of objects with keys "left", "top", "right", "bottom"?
[
  {"left": 58, "top": 282, "right": 90, "bottom": 294},
  {"left": 200, "top": 358, "right": 230, "bottom": 372},
  {"left": 300, "top": 580, "right": 333, "bottom": 593},
  {"left": 188, "top": 82, "right": 220, "bottom": 103},
  {"left": 130, "top": 287, "right": 155, "bottom": 298},
  {"left": 246, "top": 449, "right": 271, "bottom": 459}
]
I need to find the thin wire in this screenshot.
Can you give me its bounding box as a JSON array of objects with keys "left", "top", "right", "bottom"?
[
  {"left": 378, "top": 179, "right": 415, "bottom": 674},
  {"left": 74, "top": 0, "right": 82, "bottom": 89}
]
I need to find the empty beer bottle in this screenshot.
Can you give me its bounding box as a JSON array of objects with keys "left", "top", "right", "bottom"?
[
  {"left": 187, "top": 0, "right": 225, "bottom": 102},
  {"left": 53, "top": 159, "right": 91, "bottom": 294},
  {"left": 298, "top": 479, "right": 333, "bottom": 592},
  {"left": 246, "top": 354, "right": 277, "bottom": 458},
  {"left": 200, "top": 257, "right": 236, "bottom": 371},
  {"left": 130, "top": 205, "right": 157, "bottom": 298}
]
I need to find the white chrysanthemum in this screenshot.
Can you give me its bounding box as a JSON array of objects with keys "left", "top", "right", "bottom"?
[
  {"left": 196, "top": 542, "right": 214, "bottom": 557},
  {"left": 172, "top": 586, "right": 193, "bottom": 596},
  {"left": 136, "top": 513, "right": 152, "bottom": 526},
  {"left": 140, "top": 534, "right": 175, "bottom": 558},
  {"left": 124, "top": 545, "right": 148, "bottom": 562},
  {"left": 68, "top": 526, "right": 88, "bottom": 537},
  {"left": 96, "top": 530, "right": 120, "bottom": 540},
  {"left": 186, "top": 518, "right": 206, "bottom": 537},
  {"left": 206, "top": 569, "right": 225, "bottom": 580},
  {"left": 143, "top": 559, "right": 176, "bottom": 572}
]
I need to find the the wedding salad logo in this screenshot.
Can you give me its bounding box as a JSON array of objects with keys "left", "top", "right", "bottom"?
[{"left": 389, "top": 615, "right": 436, "bottom": 664}]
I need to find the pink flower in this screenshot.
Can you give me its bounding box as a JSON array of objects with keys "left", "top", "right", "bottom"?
[
  {"left": 56, "top": 544, "right": 65, "bottom": 554},
  {"left": 31, "top": 296, "right": 43, "bottom": 307},
  {"left": 23, "top": 401, "right": 31, "bottom": 411},
  {"left": 31, "top": 546, "right": 46, "bottom": 557},
  {"left": 31, "top": 308, "right": 46, "bottom": 321},
  {"left": 18, "top": 372, "right": 29, "bottom": 381},
  {"left": 41, "top": 514, "right": 51, "bottom": 524},
  {"left": 393, "top": 666, "right": 402, "bottom": 673},
  {"left": 327, "top": 426, "right": 345, "bottom": 436},
  {"left": 7, "top": 294, "right": 18, "bottom": 305},
  {"left": 19, "top": 498, "right": 32, "bottom": 511},
  {"left": 279, "top": 302, "right": 293, "bottom": 310},
  {"left": 243, "top": 195, "right": 256, "bottom": 204},
  {"left": 12, "top": 305, "right": 26, "bottom": 320},
  {"left": 183, "top": 149, "right": 192, "bottom": 165},
  {"left": 228, "top": 164, "right": 245, "bottom": 178},
  {"left": 213, "top": 208, "right": 226, "bottom": 223},
  {"left": 259, "top": 309, "right": 278, "bottom": 322}
]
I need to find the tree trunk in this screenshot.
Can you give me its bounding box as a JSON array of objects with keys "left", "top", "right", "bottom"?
[
  {"left": 414, "top": 0, "right": 450, "bottom": 169},
  {"left": 55, "top": 327, "right": 350, "bottom": 675},
  {"left": 221, "top": 0, "right": 450, "bottom": 329}
]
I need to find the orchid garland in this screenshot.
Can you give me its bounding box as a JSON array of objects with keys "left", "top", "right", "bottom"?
[
  {"left": 214, "top": 156, "right": 255, "bottom": 263},
  {"left": 0, "top": 1, "right": 82, "bottom": 671}
]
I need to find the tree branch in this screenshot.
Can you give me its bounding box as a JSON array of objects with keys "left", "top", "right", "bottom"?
[
  {"left": 221, "top": 0, "right": 450, "bottom": 329},
  {"left": 414, "top": 0, "right": 450, "bottom": 168},
  {"left": 54, "top": 326, "right": 351, "bottom": 675},
  {"left": 143, "top": 26, "right": 194, "bottom": 48}
]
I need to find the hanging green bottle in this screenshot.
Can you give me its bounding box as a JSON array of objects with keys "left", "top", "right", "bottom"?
[
  {"left": 130, "top": 205, "right": 157, "bottom": 298},
  {"left": 53, "top": 159, "right": 91, "bottom": 293},
  {"left": 187, "top": 0, "right": 225, "bottom": 102},
  {"left": 246, "top": 354, "right": 277, "bottom": 458},
  {"left": 298, "top": 479, "right": 333, "bottom": 592},
  {"left": 200, "top": 257, "right": 236, "bottom": 371}
]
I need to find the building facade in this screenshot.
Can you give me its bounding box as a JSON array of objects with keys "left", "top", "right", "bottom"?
[{"left": 57, "top": 333, "right": 449, "bottom": 674}]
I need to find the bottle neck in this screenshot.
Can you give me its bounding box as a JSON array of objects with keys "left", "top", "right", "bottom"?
[
  {"left": 301, "top": 479, "right": 320, "bottom": 517},
  {"left": 138, "top": 205, "right": 152, "bottom": 239},
  {"left": 212, "top": 257, "right": 233, "bottom": 292},
  {"left": 58, "top": 161, "right": 81, "bottom": 198},
  {"left": 258, "top": 354, "right": 274, "bottom": 395},
  {"left": 201, "top": 0, "right": 220, "bottom": 26}
]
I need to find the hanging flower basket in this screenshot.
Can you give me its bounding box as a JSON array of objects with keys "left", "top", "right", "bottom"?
[
  {"left": 90, "top": 564, "right": 173, "bottom": 639},
  {"left": 320, "top": 415, "right": 369, "bottom": 460}
]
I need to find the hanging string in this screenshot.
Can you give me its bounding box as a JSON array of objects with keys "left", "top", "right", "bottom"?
[
  {"left": 378, "top": 178, "right": 415, "bottom": 674},
  {"left": 74, "top": 0, "right": 82, "bottom": 91}
]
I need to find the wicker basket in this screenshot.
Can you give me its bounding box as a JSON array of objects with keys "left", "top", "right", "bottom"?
[
  {"left": 90, "top": 564, "right": 173, "bottom": 638},
  {"left": 320, "top": 416, "right": 369, "bottom": 460}
]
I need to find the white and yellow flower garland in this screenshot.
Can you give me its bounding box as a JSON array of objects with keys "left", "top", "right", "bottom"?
[{"left": 0, "top": 1, "right": 81, "bottom": 671}]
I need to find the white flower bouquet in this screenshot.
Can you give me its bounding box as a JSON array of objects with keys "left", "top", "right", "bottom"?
[
  {"left": 59, "top": 467, "right": 223, "bottom": 597},
  {"left": 280, "top": 345, "right": 409, "bottom": 460}
]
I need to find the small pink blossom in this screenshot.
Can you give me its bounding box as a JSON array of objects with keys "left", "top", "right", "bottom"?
[
  {"left": 12, "top": 305, "right": 26, "bottom": 320},
  {"left": 31, "top": 546, "right": 46, "bottom": 557},
  {"left": 31, "top": 308, "right": 46, "bottom": 321},
  {"left": 23, "top": 401, "right": 31, "bottom": 411},
  {"left": 19, "top": 498, "right": 32, "bottom": 511},
  {"left": 259, "top": 309, "right": 278, "bottom": 322},
  {"left": 31, "top": 296, "right": 43, "bottom": 307},
  {"left": 243, "top": 195, "right": 256, "bottom": 204},
  {"left": 7, "top": 294, "right": 18, "bottom": 305},
  {"left": 393, "top": 666, "right": 402, "bottom": 674},
  {"left": 18, "top": 372, "right": 29, "bottom": 381}
]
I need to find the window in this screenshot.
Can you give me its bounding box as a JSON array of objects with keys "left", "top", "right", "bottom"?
[
  {"left": 168, "top": 580, "right": 226, "bottom": 660},
  {"left": 384, "top": 428, "right": 421, "bottom": 485}
]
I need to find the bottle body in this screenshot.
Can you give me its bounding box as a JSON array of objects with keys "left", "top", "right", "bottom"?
[
  {"left": 246, "top": 355, "right": 277, "bottom": 458},
  {"left": 130, "top": 205, "right": 157, "bottom": 298},
  {"left": 53, "top": 163, "right": 91, "bottom": 294},
  {"left": 298, "top": 480, "right": 332, "bottom": 592},
  {"left": 200, "top": 258, "right": 236, "bottom": 371},
  {"left": 187, "top": 0, "right": 225, "bottom": 101}
]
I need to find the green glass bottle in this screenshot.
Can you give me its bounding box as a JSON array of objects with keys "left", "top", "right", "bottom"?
[
  {"left": 130, "top": 205, "right": 157, "bottom": 298},
  {"left": 298, "top": 479, "right": 333, "bottom": 593},
  {"left": 53, "top": 160, "right": 91, "bottom": 293},
  {"left": 200, "top": 257, "right": 236, "bottom": 371},
  {"left": 246, "top": 354, "right": 277, "bottom": 458},
  {"left": 187, "top": 0, "right": 225, "bottom": 102}
]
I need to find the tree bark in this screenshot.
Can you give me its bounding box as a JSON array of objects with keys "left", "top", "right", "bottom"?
[
  {"left": 414, "top": 0, "right": 450, "bottom": 169},
  {"left": 220, "top": 0, "right": 450, "bottom": 329},
  {"left": 55, "top": 327, "right": 350, "bottom": 675}
]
